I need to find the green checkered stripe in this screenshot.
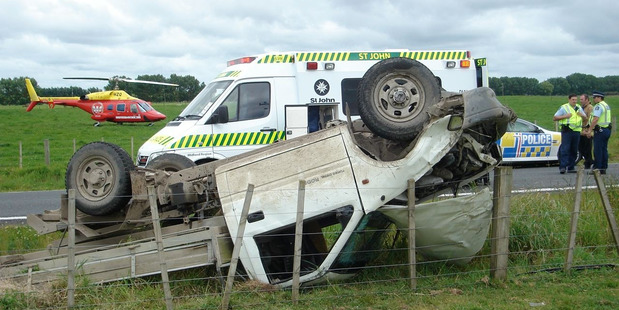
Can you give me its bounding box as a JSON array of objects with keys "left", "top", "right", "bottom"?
[
  {"left": 169, "top": 131, "right": 286, "bottom": 149},
  {"left": 257, "top": 51, "right": 468, "bottom": 64}
]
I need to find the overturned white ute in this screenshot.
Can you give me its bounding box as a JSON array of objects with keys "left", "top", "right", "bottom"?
[{"left": 17, "top": 58, "right": 515, "bottom": 287}]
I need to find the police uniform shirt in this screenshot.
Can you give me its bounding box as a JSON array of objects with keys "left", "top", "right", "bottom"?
[
  {"left": 554, "top": 104, "right": 586, "bottom": 125},
  {"left": 592, "top": 102, "right": 610, "bottom": 127}
]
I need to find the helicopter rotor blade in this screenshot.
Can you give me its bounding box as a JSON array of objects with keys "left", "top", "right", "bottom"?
[
  {"left": 63, "top": 77, "right": 111, "bottom": 81},
  {"left": 119, "top": 79, "right": 179, "bottom": 87},
  {"left": 63, "top": 77, "right": 178, "bottom": 87}
]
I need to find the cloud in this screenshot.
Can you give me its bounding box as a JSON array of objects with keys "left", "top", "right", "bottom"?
[{"left": 0, "top": 0, "right": 617, "bottom": 87}]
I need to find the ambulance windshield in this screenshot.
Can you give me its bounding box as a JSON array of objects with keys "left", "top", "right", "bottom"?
[{"left": 179, "top": 80, "right": 233, "bottom": 118}]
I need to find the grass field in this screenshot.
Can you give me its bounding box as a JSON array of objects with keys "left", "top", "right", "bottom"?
[{"left": 0, "top": 95, "right": 617, "bottom": 192}]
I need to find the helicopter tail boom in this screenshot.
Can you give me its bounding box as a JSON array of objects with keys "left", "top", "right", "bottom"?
[{"left": 25, "top": 79, "right": 80, "bottom": 111}]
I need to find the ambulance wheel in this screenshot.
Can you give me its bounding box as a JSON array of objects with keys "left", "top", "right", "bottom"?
[
  {"left": 146, "top": 154, "right": 196, "bottom": 172},
  {"left": 358, "top": 57, "right": 440, "bottom": 141},
  {"left": 65, "top": 142, "right": 134, "bottom": 216}
]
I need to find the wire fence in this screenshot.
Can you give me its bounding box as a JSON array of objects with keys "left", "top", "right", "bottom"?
[
  {"left": 0, "top": 137, "right": 139, "bottom": 169},
  {"left": 0, "top": 172, "right": 618, "bottom": 309}
]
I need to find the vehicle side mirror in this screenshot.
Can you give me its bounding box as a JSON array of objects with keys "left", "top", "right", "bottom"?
[{"left": 206, "top": 105, "right": 229, "bottom": 124}]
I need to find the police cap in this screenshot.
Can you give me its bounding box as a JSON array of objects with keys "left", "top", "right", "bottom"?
[{"left": 592, "top": 90, "right": 605, "bottom": 98}]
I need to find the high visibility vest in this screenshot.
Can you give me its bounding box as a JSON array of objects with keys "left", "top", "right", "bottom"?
[
  {"left": 558, "top": 103, "right": 583, "bottom": 132},
  {"left": 596, "top": 101, "right": 612, "bottom": 128}
]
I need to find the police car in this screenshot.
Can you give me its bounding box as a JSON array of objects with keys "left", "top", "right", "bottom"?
[{"left": 498, "top": 118, "right": 561, "bottom": 164}]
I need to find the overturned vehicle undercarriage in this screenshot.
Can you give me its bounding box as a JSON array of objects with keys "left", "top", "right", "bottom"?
[{"left": 5, "top": 58, "right": 516, "bottom": 288}]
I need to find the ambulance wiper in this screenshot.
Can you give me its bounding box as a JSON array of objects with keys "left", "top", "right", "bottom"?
[
  {"left": 173, "top": 114, "right": 202, "bottom": 121},
  {"left": 184, "top": 114, "right": 202, "bottom": 120}
]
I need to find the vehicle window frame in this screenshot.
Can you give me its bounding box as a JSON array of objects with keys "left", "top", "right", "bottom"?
[
  {"left": 220, "top": 82, "right": 271, "bottom": 122},
  {"left": 508, "top": 119, "right": 538, "bottom": 133}
]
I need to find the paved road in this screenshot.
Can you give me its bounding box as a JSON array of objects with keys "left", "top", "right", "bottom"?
[
  {"left": 508, "top": 163, "right": 617, "bottom": 191},
  {"left": 0, "top": 190, "right": 63, "bottom": 225},
  {"left": 1, "top": 164, "right": 616, "bottom": 224}
]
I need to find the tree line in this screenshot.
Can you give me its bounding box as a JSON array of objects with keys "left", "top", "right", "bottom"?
[
  {"left": 1, "top": 72, "right": 617, "bottom": 106},
  {"left": 489, "top": 73, "right": 619, "bottom": 96},
  {"left": 0, "top": 74, "right": 205, "bottom": 106}
]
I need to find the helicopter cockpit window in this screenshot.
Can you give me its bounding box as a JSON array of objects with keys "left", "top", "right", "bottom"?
[
  {"left": 137, "top": 101, "right": 152, "bottom": 112},
  {"left": 130, "top": 104, "right": 138, "bottom": 113},
  {"left": 179, "top": 80, "right": 233, "bottom": 118},
  {"left": 117, "top": 103, "right": 126, "bottom": 112},
  {"left": 220, "top": 82, "right": 270, "bottom": 122}
]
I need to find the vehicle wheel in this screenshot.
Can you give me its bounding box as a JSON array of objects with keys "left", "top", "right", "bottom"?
[
  {"left": 65, "top": 142, "right": 134, "bottom": 216},
  {"left": 146, "top": 153, "right": 196, "bottom": 172},
  {"left": 358, "top": 57, "right": 440, "bottom": 141}
]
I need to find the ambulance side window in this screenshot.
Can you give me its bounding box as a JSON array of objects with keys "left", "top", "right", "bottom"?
[
  {"left": 221, "top": 88, "right": 239, "bottom": 121},
  {"left": 220, "top": 82, "right": 270, "bottom": 122},
  {"left": 341, "top": 79, "right": 360, "bottom": 116}
]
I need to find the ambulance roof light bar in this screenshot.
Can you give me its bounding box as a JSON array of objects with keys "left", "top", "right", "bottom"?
[{"left": 227, "top": 57, "right": 256, "bottom": 67}]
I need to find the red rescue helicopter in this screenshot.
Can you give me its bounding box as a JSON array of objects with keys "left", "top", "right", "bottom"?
[{"left": 25, "top": 77, "right": 177, "bottom": 126}]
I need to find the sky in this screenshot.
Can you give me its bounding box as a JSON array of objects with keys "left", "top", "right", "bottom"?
[{"left": 1, "top": 0, "right": 618, "bottom": 88}]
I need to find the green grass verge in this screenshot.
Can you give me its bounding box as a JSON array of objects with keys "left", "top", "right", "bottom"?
[{"left": 1, "top": 188, "right": 617, "bottom": 309}]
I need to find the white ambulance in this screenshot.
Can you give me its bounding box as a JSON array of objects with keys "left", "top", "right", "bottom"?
[{"left": 136, "top": 50, "right": 488, "bottom": 167}]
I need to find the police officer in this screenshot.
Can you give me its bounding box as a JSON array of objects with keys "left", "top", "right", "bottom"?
[
  {"left": 586, "top": 91, "right": 612, "bottom": 174},
  {"left": 553, "top": 94, "right": 587, "bottom": 174}
]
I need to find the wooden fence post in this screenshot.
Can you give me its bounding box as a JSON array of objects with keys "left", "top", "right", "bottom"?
[
  {"left": 44, "top": 139, "right": 50, "bottom": 166},
  {"left": 147, "top": 186, "right": 174, "bottom": 310},
  {"left": 490, "top": 166, "right": 512, "bottom": 281},
  {"left": 19, "top": 141, "right": 23, "bottom": 169},
  {"left": 592, "top": 171, "right": 619, "bottom": 254},
  {"left": 407, "top": 179, "right": 417, "bottom": 290},
  {"left": 222, "top": 184, "right": 254, "bottom": 310},
  {"left": 67, "top": 189, "right": 76, "bottom": 308},
  {"left": 292, "top": 180, "right": 306, "bottom": 304},
  {"left": 564, "top": 167, "right": 585, "bottom": 272}
]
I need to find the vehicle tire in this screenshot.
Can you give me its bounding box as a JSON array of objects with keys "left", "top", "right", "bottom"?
[
  {"left": 146, "top": 153, "right": 196, "bottom": 172},
  {"left": 65, "top": 142, "right": 134, "bottom": 216},
  {"left": 358, "top": 57, "right": 441, "bottom": 141}
]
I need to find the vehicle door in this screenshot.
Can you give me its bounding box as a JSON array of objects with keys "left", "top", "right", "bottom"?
[
  {"left": 113, "top": 102, "right": 139, "bottom": 122},
  {"left": 128, "top": 102, "right": 142, "bottom": 122},
  {"left": 211, "top": 80, "right": 281, "bottom": 158}
]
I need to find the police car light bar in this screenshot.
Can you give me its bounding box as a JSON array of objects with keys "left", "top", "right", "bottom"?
[{"left": 227, "top": 57, "right": 256, "bottom": 66}]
